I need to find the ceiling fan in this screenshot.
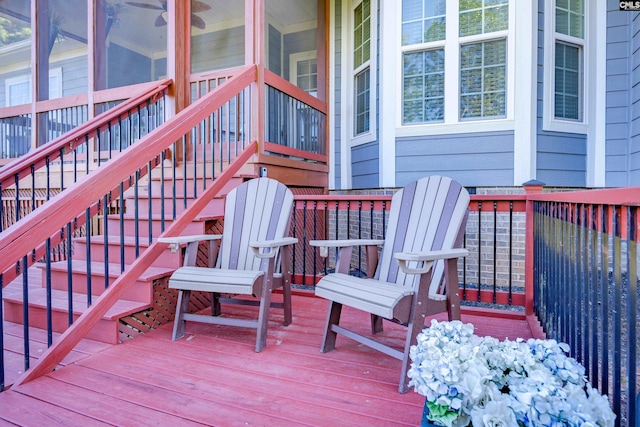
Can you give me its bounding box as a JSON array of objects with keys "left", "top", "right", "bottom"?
[{"left": 125, "top": 0, "right": 211, "bottom": 30}]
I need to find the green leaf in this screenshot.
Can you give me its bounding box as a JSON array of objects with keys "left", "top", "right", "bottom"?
[{"left": 425, "top": 402, "right": 459, "bottom": 427}]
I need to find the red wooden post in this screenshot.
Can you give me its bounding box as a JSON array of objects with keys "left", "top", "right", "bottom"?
[{"left": 523, "top": 180, "right": 545, "bottom": 338}]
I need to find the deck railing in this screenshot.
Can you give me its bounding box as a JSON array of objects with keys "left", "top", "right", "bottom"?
[
  {"left": 0, "top": 81, "right": 171, "bottom": 236},
  {"left": 0, "top": 66, "right": 257, "bottom": 390},
  {"left": 290, "top": 193, "right": 528, "bottom": 310},
  {"left": 531, "top": 188, "right": 639, "bottom": 427}
]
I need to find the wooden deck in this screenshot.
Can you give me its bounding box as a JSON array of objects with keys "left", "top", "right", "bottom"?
[{"left": 0, "top": 294, "right": 534, "bottom": 426}]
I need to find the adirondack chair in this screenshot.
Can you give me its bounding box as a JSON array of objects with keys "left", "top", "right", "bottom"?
[
  {"left": 310, "top": 176, "right": 469, "bottom": 392},
  {"left": 159, "top": 177, "right": 297, "bottom": 352}
]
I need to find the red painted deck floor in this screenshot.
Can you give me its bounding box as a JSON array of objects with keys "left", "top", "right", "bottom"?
[{"left": 0, "top": 294, "right": 534, "bottom": 426}]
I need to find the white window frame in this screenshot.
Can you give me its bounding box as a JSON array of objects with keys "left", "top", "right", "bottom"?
[
  {"left": 346, "top": 0, "right": 377, "bottom": 147},
  {"left": 5, "top": 74, "right": 30, "bottom": 107},
  {"left": 289, "top": 50, "right": 318, "bottom": 96},
  {"left": 543, "top": 0, "right": 589, "bottom": 134},
  {"left": 395, "top": 1, "right": 516, "bottom": 137},
  {"left": 5, "top": 68, "right": 63, "bottom": 107}
]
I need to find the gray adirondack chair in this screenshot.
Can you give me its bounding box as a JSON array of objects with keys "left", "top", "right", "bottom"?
[
  {"left": 159, "top": 177, "right": 297, "bottom": 352},
  {"left": 310, "top": 176, "right": 469, "bottom": 392}
]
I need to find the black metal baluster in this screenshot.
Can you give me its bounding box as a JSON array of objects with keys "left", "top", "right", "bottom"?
[
  {"left": 85, "top": 208, "right": 92, "bottom": 306},
  {"left": 119, "top": 182, "right": 125, "bottom": 273},
  {"left": 103, "top": 195, "right": 110, "bottom": 289},
  {"left": 21, "top": 255, "right": 29, "bottom": 370}
]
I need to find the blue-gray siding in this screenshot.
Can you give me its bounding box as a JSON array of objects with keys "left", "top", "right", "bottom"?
[
  {"left": 283, "top": 29, "right": 316, "bottom": 80},
  {"left": 535, "top": 0, "right": 586, "bottom": 188},
  {"left": 191, "top": 26, "right": 245, "bottom": 73},
  {"left": 352, "top": 141, "right": 379, "bottom": 188},
  {"left": 395, "top": 131, "right": 514, "bottom": 188},
  {"left": 605, "top": 5, "right": 633, "bottom": 187},
  {"left": 268, "top": 25, "right": 282, "bottom": 75},
  {"left": 629, "top": 8, "right": 640, "bottom": 184}
]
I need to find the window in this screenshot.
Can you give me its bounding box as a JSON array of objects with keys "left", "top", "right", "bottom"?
[
  {"left": 401, "top": 0, "right": 445, "bottom": 124},
  {"left": 353, "top": 0, "right": 371, "bottom": 136},
  {"left": 290, "top": 51, "right": 318, "bottom": 96},
  {"left": 6, "top": 75, "right": 30, "bottom": 107},
  {"left": 553, "top": 0, "right": 583, "bottom": 121},
  {"left": 460, "top": 39, "right": 506, "bottom": 119},
  {"left": 5, "top": 68, "right": 62, "bottom": 107},
  {"left": 400, "top": 0, "right": 509, "bottom": 125},
  {"left": 543, "top": 0, "right": 587, "bottom": 132}
]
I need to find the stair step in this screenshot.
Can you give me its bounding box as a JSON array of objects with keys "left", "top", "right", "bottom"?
[
  {"left": 3, "top": 281, "right": 149, "bottom": 344},
  {"left": 140, "top": 174, "right": 250, "bottom": 197},
  {"left": 35, "top": 260, "right": 176, "bottom": 303},
  {"left": 106, "top": 213, "right": 217, "bottom": 238},
  {"left": 124, "top": 195, "right": 225, "bottom": 217},
  {"left": 72, "top": 235, "right": 183, "bottom": 268}
]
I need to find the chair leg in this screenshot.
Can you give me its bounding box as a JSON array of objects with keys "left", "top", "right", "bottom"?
[
  {"left": 282, "top": 278, "right": 292, "bottom": 326},
  {"left": 321, "top": 301, "right": 342, "bottom": 353},
  {"left": 444, "top": 258, "right": 461, "bottom": 321},
  {"left": 370, "top": 314, "right": 383, "bottom": 334},
  {"left": 172, "top": 290, "right": 191, "bottom": 341},
  {"left": 255, "top": 277, "right": 274, "bottom": 353},
  {"left": 211, "top": 292, "right": 221, "bottom": 316},
  {"left": 398, "top": 308, "right": 426, "bottom": 393}
]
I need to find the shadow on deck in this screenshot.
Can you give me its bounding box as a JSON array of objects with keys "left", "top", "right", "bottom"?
[{"left": 0, "top": 294, "right": 534, "bottom": 426}]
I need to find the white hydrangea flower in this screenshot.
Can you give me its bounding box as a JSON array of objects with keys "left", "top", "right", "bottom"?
[{"left": 407, "top": 321, "right": 616, "bottom": 427}]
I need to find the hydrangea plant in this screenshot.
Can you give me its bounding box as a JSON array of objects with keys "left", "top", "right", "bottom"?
[{"left": 407, "top": 320, "right": 615, "bottom": 427}]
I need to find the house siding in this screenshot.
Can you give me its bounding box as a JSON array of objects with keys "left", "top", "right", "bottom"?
[
  {"left": 605, "top": 5, "right": 632, "bottom": 187},
  {"left": 395, "top": 131, "right": 514, "bottom": 188},
  {"left": 191, "top": 26, "right": 245, "bottom": 73},
  {"left": 268, "top": 25, "right": 282, "bottom": 75},
  {"left": 283, "top": 29, "right": 317, "bottom": 80},
  {"left": 629, "top": 9, "right": 640, "bottom": 184},
  {"left": 535, "top": 0, "right": 586, "bottom": 188},
  {"left": 352, "top": 141, "right": 379, "bottom": 188}
]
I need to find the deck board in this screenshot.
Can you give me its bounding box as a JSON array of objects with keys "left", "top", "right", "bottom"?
[{"left": 1, "top": 294, "right": 533, "bottom": 426}]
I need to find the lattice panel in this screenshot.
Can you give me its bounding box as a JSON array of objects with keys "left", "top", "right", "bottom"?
[{"left": 118, "top": 276, "right": 212, "bottom": 342}]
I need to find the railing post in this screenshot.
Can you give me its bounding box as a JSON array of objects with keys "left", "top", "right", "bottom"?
[{"left": 523, "top": 180, "right": 545, "bottom": 336}]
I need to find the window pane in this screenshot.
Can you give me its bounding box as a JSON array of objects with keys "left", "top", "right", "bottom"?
[
  {"left": 485, "top": 5, "right": 508, "bottom": 33},
  {"left": 402, "top": 0, "right": 446, "bottom": 46},
  {"left": 402, "top": 49, "right": 444, "bottom": 124},
  {"left": 459, "top": 10, "right": 482, "bottom": 36},
  {"left": 424, "top": 17, "right": 446, "bottom": 42},
  {"left": 354, "top": 0, "right": 371, "bottom": 68},
  {"left": 402, "top": 22, "right": 423, "bottom": 45},
  {"left": 556, "top": 0, "right": 583, "bottom": 38},
  {"left": 459, "top": 39, "right": 506, "bottom": 119},
  {"left": 355, "top": 68, "right": 370, "bottom": 134},
  {"left": 0, "top": 2, "right": 32, "bottom": 107},
  {"left": 460, "top": 0, "right": 508, "bottom": 37},
  {"left": 403, "top": 0, "right": 422, "bottom": 21},
  {"left": 554, "top": 42, "right": 581, "bottom": 120}
]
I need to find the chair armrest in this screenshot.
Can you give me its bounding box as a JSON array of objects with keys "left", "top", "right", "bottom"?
[
  {"left": 158, "top": 234, "right": 222, "bottom": 253},
  {"left": 394, "top": 248, "right": 469, "bottom": 275},
  {"left": 250, "top": 237, "right": 298, "bottom": 259},
  {"left": 309, "top": 239, "right": 384, "bottom": 257}
]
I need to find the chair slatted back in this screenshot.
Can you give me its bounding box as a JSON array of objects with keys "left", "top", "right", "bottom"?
[
  {"left": 374, "top": 176, "right": 469, "bottom": 295},
  {"left": 219, "top": 178, "right": 294, "bottom": 271}
]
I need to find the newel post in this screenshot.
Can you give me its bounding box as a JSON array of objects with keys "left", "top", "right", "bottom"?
[{"left": 523, "top": 180, "right": 545, "bottom": 337}]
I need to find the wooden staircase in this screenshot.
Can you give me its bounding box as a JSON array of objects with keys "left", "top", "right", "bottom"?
[{"left": 3, "top": 164, "right": 252, "bottom": 345}]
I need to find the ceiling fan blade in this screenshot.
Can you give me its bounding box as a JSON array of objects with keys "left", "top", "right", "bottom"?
[
  {"left": 192, "top": 1, "right": 212, "bottom": 13},
  {"left": 191, "top": 14, "right": 206, "bottom": 30},
  {"left": 125, "top": 2, "right": 164, "bottom": 10}
]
